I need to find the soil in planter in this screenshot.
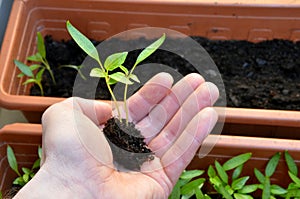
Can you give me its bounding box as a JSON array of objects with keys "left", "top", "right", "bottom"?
[
  {"left": 31, "top": 36, "right": 300, "bottom": 110},
  {"left": 103, "top": 117, "right": 154, "bottom": 171}
]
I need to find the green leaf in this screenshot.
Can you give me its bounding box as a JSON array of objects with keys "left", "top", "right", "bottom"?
[
  {"left": 21, "top": 167, "right": 31, "bottom": 175},
  {"left": 195, "top": 188, "right": 204, "bottom": 199},
  {"left": 232, "top": 176, "right": 249, "bottom": 191},
  {"left": 262, "top": 177, "right": 271, "bottom": 199},
  {"left": 168, "top": 180, "right": 180, "bottom": 199},
  {"left": 233, "top": 193, "right": 254, "bottom": 199},
  {"left": 289, "top": 171, "right": 300, "bottom": 186},
  {"left": 36, "top": 68, "right": 45, "bottom": 82},
  {"left": 7, "top": 145, "right": 21, "bottom": 176},
  {"left": 109, "top": 72, "right": 133, "bottom": 85},
  {"left": 66, "top": 20, "right": 100, "bottom": 63},
  {"left": 210, "top": 176, "right": 223, "bottom": 187},
  {"left": 38, "top": 146, "right": 42, "bottom": 159},
  {"left": 286, "top": 189, "right": 300, "bottom": 198},
  {"left": 225, "top": 184, "right": 234, "bottom": 195},
  {"left": 180, "top": 170, "right": 205, "bottom": 180},
  {"left": 223, "top": 153, "right": 252, "bottom": 171},
  {"left": 238, "top": 184, "right": 259, "bottom": 194},
  {"left": 0, "top": 190, "right": 2, "bottom": 199},
  {"left": 107, "top": 78, "right": 118, "bottom": 85},
  {"left": 27, "top": 52, "right": 43, "bottom": 62},
  {"left": 104, "top": 52, "right": 128, "bottom": 71},
  {"left": 134, "top": 33, "right": 166, "bottom": 66},
  {"left": 287, "top": 182, "right": 300, "bottom": 190},
  {"left": 60, "top": 64, "right": 81, "bottom": 71},
  {"left": 232, "top": 164, "right": 243, "bottom": 180},
  {"left": 90, "top": 68, "right": 105, "bottom": 78},
  {"left": 129, "top": 74, "right": 140, "bottom": 83},
  {"left": 265, "top": 152, "right": 281, "bottom": 177},
  {"left": 23, "top": 78, "right": 38, "bottom": 85},
  {"left": 14, "top": 60, "right": 34, "bottom": 77},
  {"left": 23, "top": 173, "right": 30, "bottom": 183},
  {"left": 216, "top": 184, "right": 233, "bottom": 199},
  {"left": 37, "top": 32, "right": 46, "bottom": 58},
  {"left": 208, "top": 165, "right": 216, "bottom": 178},
  {"left": 254, "top": 168, "right": 265, "bottom": 184},
  {"left": 181, "top": 178, "right": 205, "bottom": 195},
  {"left": 285, "top": 151, "right": 298, "bottom": 176},
  {"left": 29, "top": 64, "right": 41, "bottom": 71},
  {"left": 13, "top": 176, "right": 25, "bottom": 186},
  {"left": 270, "top": 184, "right": 287, "bottom": 195},
  {"left": 119, "top": 65, "right": 129, "bottom": 75},
  {"left": 215, "top": 160, "right": 228, "bottom": 184},
  {"left": 32, "top": 159, "right": 41, "bottom": 170}
]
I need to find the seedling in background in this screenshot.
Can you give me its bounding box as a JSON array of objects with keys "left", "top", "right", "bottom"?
[
  {"left": 7, "top": 145, "right": 42, "bottom": 187},
  {"left": 14, "top": 32, "right": 56, "bottom": 96},
  {"left": 66, "top": 20, "right": 165, "bottom": 125},
  {"left": 169, "top": 169, "right": 209, "bottom": 199},
  {"left": 208, "top": 152, "right": 255, "bottom": 199}
]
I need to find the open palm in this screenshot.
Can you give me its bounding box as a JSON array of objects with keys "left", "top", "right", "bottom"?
[{"left": 15, "top": 73, "right": 218, "bottom": 199}]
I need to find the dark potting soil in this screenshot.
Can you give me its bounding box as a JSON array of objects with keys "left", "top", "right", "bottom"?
[
  {"left": 103, "top": 118, "right": 154, "bottom": 171},
  {"left": 31, "top": 35, "right": 300, "bottom": 110}
]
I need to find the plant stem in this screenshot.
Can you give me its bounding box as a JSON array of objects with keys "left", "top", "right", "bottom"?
[
  {"left": 42, "top": 59, "right": 56, "bottom": 85},
  {"left": 37, "top": 82, "right": 44, "bottom": 96},
  {"left": 105, "top": 76, "right": 121, "bottom": 121},
  {"left": 123, "top": 83, "right": 129, "bottom": 126}
]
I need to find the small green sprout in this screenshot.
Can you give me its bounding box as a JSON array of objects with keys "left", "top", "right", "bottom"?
[
  {"left": 66, "top": 20, "right": 165, "bottom": 125},
  {"left": 7, "top": 145, "right": 41, "bottom": 187},
  {"left": 14, "top": 32, "right": 56, "bottom": 96},
  {"left": 59, "top": 64, "right": 86, "bottom": 80},
  {"left": 169, "top": 170, "right": 209, "bottom": 199}
]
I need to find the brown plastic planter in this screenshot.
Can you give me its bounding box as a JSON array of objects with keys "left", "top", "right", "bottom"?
[
  {"left": 0, "top": 0, "right": 300, "bottom": 129},
  {"left": 1, "top": 123, "right": 300, "bottom": 195},
  {"left": 0, "top": 123, "right": 41, "bottom": 195}
]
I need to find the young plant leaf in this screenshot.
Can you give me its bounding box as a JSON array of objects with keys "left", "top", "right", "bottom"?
[
  {"left": 134, "top": 33, "right": 166, "bottom": 67},
  {"left": 238, "top": 184, "right": 259, "bottom": 194},
  {"left": 13, "top": 176, "right": 25, "bottom": 186},
  {"left": 109, "top": 72, "right": 133, "bottom": 85},
  {"left": 30, "top": 64, "right": 41, "bottom": 71},
  {"left": 208, "top": 165, "right": 216, "bottom": 178},
  {"left": 168, "top": 180, "right": 180, "bottom": 199},
  {"left": 223, "top": 153, "right": 252, "bottom": 171},
  {"left": 90, "top": 68, "right": 105, "bottom": 78},
  {"left": 180, "top": 170, "right": 205, "bottom": 180},
  {"left": 27, "top": 53, "right": 43, "bottom": 62},
  {"left": 210, "top": 176, "right": 223, "bottom": 187},
  {"left": 104, "top": 52, "right": 128, "bottom": 71},
  {"left": 36, "top": 68, "right": 45, "bottom": 82},
  {"left": 23, "top": 78, "right": 38, "bottom": 85},
  {"left": 7, "top": 145, "right": 21, "bottom": 176},
  {"left": 0, "top": 190, "right": 2, "bottom": 199},
  {"left": 262, "top": 177, "right": 271, "bottom": 199},
  {"left": 37, "top": 32, "right": 46, "bottom": 58},
  {"left": 181, "top": 178, "right": 205, "bottom": 195},
  {"left": 66, "top": 20, "right": 100, "bottom": 63},
  {"left": 216, "top": 184, "right": 233, "bottom": 199},
  {"left": 286, "top": 189, "right": 300, "bottom": 198},
  {"left": 285, "top": 151, "right": 298, "bottom": 176},
  {"left": 254, "top": 168, "right": 265, "bottom": 184},
  {"left": 215, "top": 160, "right": 228, "bottom": 184},
  {"left": 288, "top": 171, "right": 300, "bottom": 186},
  {"left": 233, "top": 193, "right": 254, "bottom": 199},
  {"left": 119, "top": 65, "right": 129, "bottom": 75},
  {"left": 270, "top": 184, "right": 287, "bottom": 195},
  {"left": 232, "top": 164, "right": 243, "bottom": 180},
  {"left": 38, "top": 146, "right": 42, "bottom": 159},
  {"left": 23, "top": 173, "right": 30, "bottom": 183},
  {"left": 129, "top": 74, "right": 140, "bottom": 83},
  {"left": 21, "top": 167, "right": 31, "bottom": 175},
  {"left": 231, "top": 176, "right": 250, "bottom": 191},
  {"left": 14, "top": 60, "right": 34, "bottom": 77},
  {"left": 32, "top": 159, "right": 41, "bottom": 170},
  {"left": 265, "top": 152, "right": 281, "bottom": 177}
]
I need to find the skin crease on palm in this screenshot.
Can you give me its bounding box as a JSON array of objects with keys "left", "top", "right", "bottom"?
[{"left": 14, "top": 72, "right": 219, "bottom": 199}]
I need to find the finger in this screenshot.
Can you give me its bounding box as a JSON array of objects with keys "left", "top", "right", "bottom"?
[
  {"left": 136, "top": 73, "right": 205, "bottom": 140},
  {"left": 127, "top": 72, "right": 173, "bottom": 122},
  {"left": 149, "top": 82, "right": 219, "bottom": 155},
  {"left": 41, "top": 97, "right": 113, "bottom": 167},
  {"left": 162, "top": 107, "right": 218, "bottom": 185},
  {"left": 61, "top": 97, "right": 112, "bottom": 126}
]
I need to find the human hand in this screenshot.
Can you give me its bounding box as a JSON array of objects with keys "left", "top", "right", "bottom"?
[{"left": 14, "top": 72, "right": 219, "bottom": 199}]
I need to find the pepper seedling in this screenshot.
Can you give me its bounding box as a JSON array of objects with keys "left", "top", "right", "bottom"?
[
  {"left": 14, "top": 32, "right": 56, "bottom": 96},
  {"left": 66, "top": 20, "right": 165, "bottom": 125}
]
